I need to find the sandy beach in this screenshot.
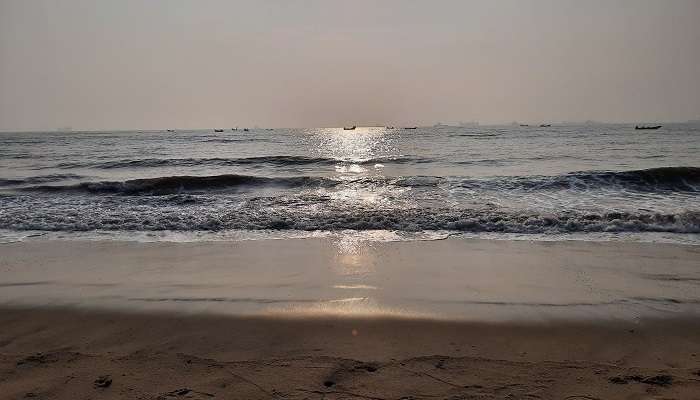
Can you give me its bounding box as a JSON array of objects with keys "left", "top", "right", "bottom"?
[
  {"left": 1, "top": 308, "right": 699, "bottom": 399},
  {"left": 1, "top": 238, "right": 699, "bottom": 398},
  {"left": 3, "top": 1, "right": 699, "bottom": 397}
]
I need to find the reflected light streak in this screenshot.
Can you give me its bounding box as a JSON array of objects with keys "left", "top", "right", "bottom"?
[
  {"left": 333, "top": 284, "right": 378, "bottom": 290},
  {"left": 273, "top": 129, "right": 407, "bottom": 317},
  {"left": 263, "top": 297, "right": 424, "bottom": 319},
  {"left": 313, "top": 127, "right": 398, "bottom": 164}
]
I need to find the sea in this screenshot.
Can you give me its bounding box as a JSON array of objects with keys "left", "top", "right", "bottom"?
[{"left": 1, "top": 124, "right": 699, "bottom": 245}]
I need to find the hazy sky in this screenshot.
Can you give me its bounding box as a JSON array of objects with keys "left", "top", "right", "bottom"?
[{"left": 1, "top": 0, "right": 699, "bottom": 130}]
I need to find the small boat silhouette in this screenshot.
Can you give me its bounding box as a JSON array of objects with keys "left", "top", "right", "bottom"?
[
  {"left": 214, "top": 129, "right": 224, "bottom": 132},
  {"left": 539, "top": 124, "right": 551, "bottom": 127},
  {"left": 404, "top": 127, "right": 417, "bottom": 130},
  {"left": 635, "top": 125, "right": 662, "bottom": 130},
  {"left": 343, "top": 126, "right": 356, "bottom": 130}
]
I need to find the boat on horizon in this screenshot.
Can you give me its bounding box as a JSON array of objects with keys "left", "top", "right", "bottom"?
[
  {"left": 214, "top": 129, "right": 224, "bottom": 132},
  {"left": 635, "top": 125, "right": 662, "bottom": 130},
  {"left": 540, "top": 124, "right": 551, "bottom": 127},
  {"left": 404, "top": 127, "right": 417, "bottom": 130},
  {"left": 343, "top": 126, "right": 356, "bottom": 130}
]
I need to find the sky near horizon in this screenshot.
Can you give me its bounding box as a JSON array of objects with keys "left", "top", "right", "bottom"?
[{"left": 1, "top": 0, "right": 699, "bottom": 131}]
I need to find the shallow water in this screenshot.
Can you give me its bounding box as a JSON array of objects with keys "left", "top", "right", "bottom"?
[
  {"left": 1, "top": 124, "right": 698, "bottom": 243},
  {"left": 2, "top": 238, "right": 699, "bottom": 320}
]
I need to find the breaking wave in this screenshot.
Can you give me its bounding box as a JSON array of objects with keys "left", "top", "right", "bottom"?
[
  {"left": 1, "top": 202, "right": 698, "bottom": 234},
  {"left": 2, "top": 167, "right": 697, "bottom": 236}
]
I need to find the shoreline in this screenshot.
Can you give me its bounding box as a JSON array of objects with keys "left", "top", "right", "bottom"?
[
  {"left": 1, "top": 237, "right": 699, "bottom": 321},
  {"left": 1, "top": 306, "right": 699, "bottom": 398},
  {"left": 2, "top": 229, "right": 699, "bottom": 247},
  {"left": 2, "top": 237, "right": 699, "bottom": 397}
]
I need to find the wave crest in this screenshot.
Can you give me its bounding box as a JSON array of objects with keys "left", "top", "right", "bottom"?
[
  {"left": 458, "top": 167, "right": 700, "bottom": 192},
  {"left": 0, "top": 174, "right": 84, "bottom": 187},
  {"left": 22, "top": 174, "right": 337, "bottom": 195},
  {"left": 13, "top": 167, "right": 700, "bottom": 196}
]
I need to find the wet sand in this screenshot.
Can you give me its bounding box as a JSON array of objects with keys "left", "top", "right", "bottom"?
[
  {"left": 1, "top": 308, "right": 700, "bottom": 399},
  {"left": 1, "top": 238, "right": 699, "bottom": 398},
  {"left": 1, "top": 238, "right": 699, "bottom": 320}
]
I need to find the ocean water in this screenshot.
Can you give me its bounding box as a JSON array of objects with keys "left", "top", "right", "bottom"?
[{"left": 1, "top": 124, "right": 699, "bottom": 244}]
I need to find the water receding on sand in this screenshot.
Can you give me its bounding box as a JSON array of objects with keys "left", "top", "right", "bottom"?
[{"left": 1, "top": 238, "right": 699, "bottom": 321}]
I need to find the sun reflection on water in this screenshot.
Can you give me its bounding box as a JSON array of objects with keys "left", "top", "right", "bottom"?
[
  {"left": 261, "top": 129, "right": 416, "bottom": 317},
  {"left": 332, "top": 232, "right": 378, "bottom": 276},
  {"left": 262, "top": 230, "right": 414, "bottom": 317},
  {"left": 311, "top": 127, "right": 399, "bottom": 164},
  {"left": 308, "top": 127, "right": 408, "bottom": 207}
]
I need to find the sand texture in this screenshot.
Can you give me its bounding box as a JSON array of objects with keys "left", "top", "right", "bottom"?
[{"left": 1, "top": 308, "right": 699, "bottom": 399}]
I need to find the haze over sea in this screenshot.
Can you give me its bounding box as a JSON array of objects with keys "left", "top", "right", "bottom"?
[{"left": 1, "top": 123, "right": 698, "bottom": 245}]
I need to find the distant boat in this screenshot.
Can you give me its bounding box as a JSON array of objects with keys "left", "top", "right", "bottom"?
[
  {"left": 404, "top": 127, "right": 417, "bottom": 130},
  {"left": 520, "top": 124, "right": 529, "bottom": 127},
  {"left": 539, "top": 124, "right": 551, "bottom": 127},
  {"left": 231, "top": 128, "right": 237, "bottom": 131},
  {"left": 343, "top": 126, "right": 356, "bottom": 130},
  {"left": 243, "top": 128, "right": 249, "bottom": 132},
  {"left": 635, "top": 125, "right": 662, "bottom": 130},
  {"left": 166, "top": 129, "right": 175, "bottom": 132},
  {"left": 385, "top": 126, "right": 395, "bottom": 129},
  {"left": 214, "top": 129, "right": 224, "bottom": 132}
]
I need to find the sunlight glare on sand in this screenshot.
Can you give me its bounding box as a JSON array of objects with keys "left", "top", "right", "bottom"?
[
  {"left": 262, "top": 230, "right": 418, "bottom": 318},
  {"left": 263, "top": 296, "right": 422, "bottom": 319},
  {"left": 333, "top": 239, "right": 375, "bottom": 276}
]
